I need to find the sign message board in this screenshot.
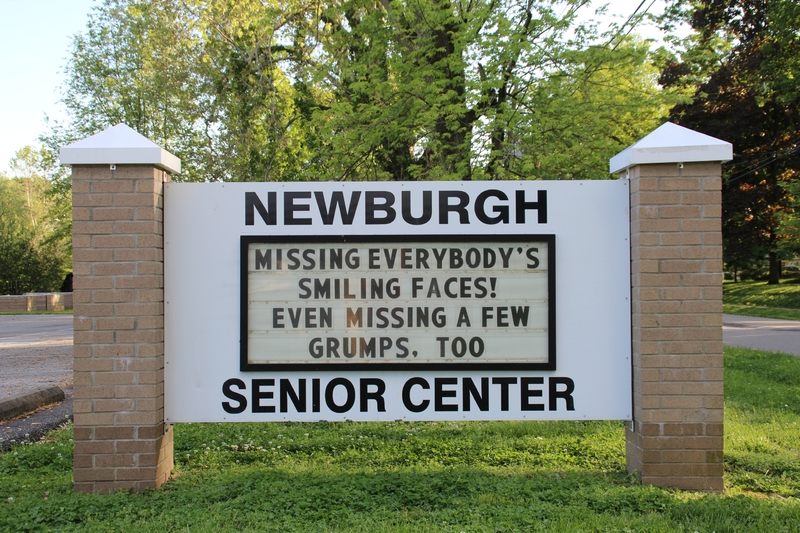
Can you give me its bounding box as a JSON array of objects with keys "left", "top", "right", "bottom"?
[
  {"left": 242, "top": 236, "right": 555, "bottom": 370},
  {"left": 165, "top": 181, "right": 631, "bottom": 422}
]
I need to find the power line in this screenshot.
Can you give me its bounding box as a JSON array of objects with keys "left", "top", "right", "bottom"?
[
  {"left": 609, "top": 0, "right": 657, "bottom": 52},
  {"left": 724, "top": 144, "right": 800, "bottom": 184}
]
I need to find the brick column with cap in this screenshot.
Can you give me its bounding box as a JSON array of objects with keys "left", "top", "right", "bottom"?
[
  {"left": 61, "top": 124, "right": 180, "bottom": 493},
  {"left": 611, "top": 122, "right": 732, "bottom": 492}
]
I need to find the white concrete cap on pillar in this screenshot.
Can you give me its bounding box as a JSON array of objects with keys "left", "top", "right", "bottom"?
[
  {"left": 60, "top": 123, "right": 181, "bottom": 174},
  {"left": 609, "top": 122, "right": 732, "bottom": 174}
]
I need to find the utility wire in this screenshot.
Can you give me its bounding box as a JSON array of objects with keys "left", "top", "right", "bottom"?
[
  {"left": 609, "top": 0, "right": 657, "bottom": 52},
  {"left": 724, "top": 144, "right": 800, "bottom": 184}
]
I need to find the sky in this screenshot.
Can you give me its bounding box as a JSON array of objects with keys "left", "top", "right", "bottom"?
[
  {"left": 0, "top": 0, "right": 97, "bottom": 174},
  {"left": 0, "top": 0, "right": 673, "bottom": 176}
]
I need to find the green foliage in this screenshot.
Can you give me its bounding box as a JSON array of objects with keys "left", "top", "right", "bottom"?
[
  {"left": 500, "top": 39, "right": 682, "bottom": 180},
  {"left": 54, "top": 0, "right": 214, "bottom": 182},
  {"left": 777, "top": 179, "right": 800, "bottom": 258},
  {"left": 660, "top": 0, "right": 800, "bottom": 282},
  {"left": 0, "top": 146, "right": 71, "bottom": 294},
  {"left": 3, "top": 351, "right": 800, "bottom": 531},
  {"left": 0, "top": 231, "right": 55, "bottom": 295},
  {"left": 50, "top": 0, "right": 677, "bottom": 183}
]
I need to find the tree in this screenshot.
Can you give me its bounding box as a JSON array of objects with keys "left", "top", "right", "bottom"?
[
  {"left": 660, "top": 0, "right": 800, "bottom": 283},
  {"left": 199, "top": 0, "right": 679, "bottom": 181},
  {"left": 54, "top": 0, "right": 217, "bottom": 181},
  {"left": 51, "top": 0, "right": 677, "bottom": 183},
  {"left": 0, "top": 147, "right": 71, "bottom": 294},
  {"left": 488, "top": 38, "right": 680, "bottom": 180}
]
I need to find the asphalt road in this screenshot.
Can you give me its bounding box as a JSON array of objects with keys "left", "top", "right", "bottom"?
[
  {"left": 0, "top": 314, "right": 74, "bottom": 449},
  {"left": 723, "top": 314, "right": 800, "bottom": 356},
  {"left": 0, "top": 315, "right": 74, "bottom": 398},
  {"left": 0, "top": 314, "right": 73, "bottom": 341}
]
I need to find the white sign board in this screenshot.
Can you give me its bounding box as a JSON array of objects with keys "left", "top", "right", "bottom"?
[{"left": 165, "top": 181, "right": 631, "bottom": 422}]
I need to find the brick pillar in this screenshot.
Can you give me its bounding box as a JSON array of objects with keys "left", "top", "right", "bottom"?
[
  {"left": 612, "top": 122, "right": 731, "bottom": 493},
  {"left": 62, "top": 125, "right": 180, "bottom": 493},
  {"left": 626, "top": 162, "right": 724, "bottom": 491}
]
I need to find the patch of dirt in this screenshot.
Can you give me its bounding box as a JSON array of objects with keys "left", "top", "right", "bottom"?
[
  {"left": 0, "top": 336, "right": 73, "bottom": 398},
  {"left": 0, "top": 330, "right": 74, "bottom": 449}
]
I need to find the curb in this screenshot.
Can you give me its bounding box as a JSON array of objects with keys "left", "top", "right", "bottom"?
[{"left": 0, "top": 386, "right": 66, "bottom": 422}]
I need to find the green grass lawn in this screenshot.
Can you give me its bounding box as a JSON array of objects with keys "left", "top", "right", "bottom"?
[
  {"left": 1, "top": 347, "right": 799, "bottom": 532},
  {"left": 723, "top": 279, "right": 800, "bottom": 320}
]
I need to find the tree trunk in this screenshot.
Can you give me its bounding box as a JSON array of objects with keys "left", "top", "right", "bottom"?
[
  {"left": 768, "top": 251, "right": 781, "bottom": 284},
  {"left": 419, "top": 0, "right": 473, "bottom": 179}
]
